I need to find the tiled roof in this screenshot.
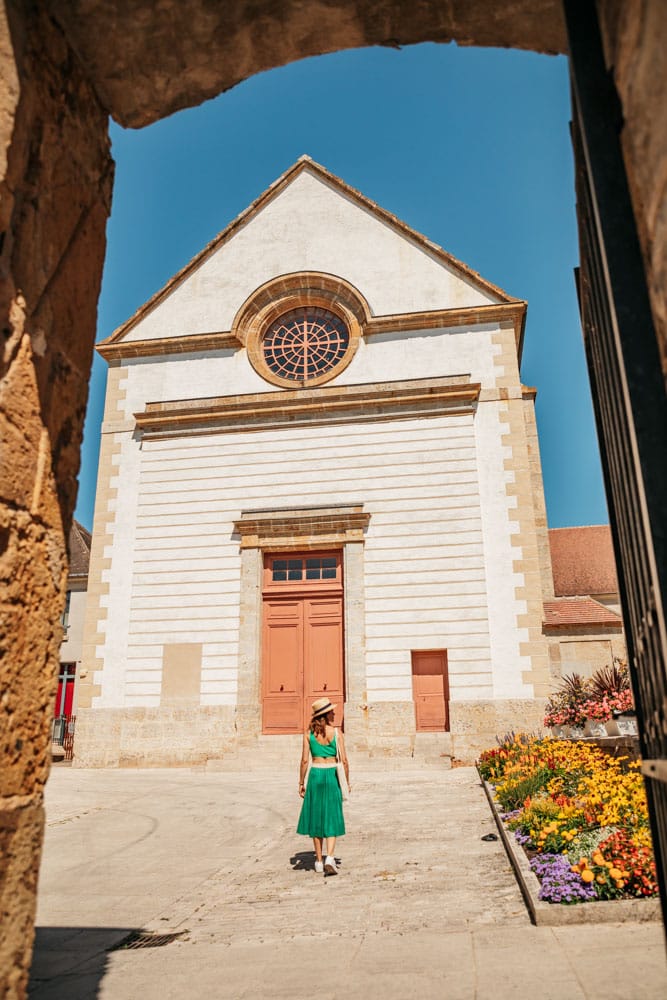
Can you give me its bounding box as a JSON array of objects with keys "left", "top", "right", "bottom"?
[
  {"left": 68, "top": 520, "right": 92, "bottom": 578},
  {"left": 549, "top": 525, "right": 618, "bottom": 597},
  {"left": 543, "top": 597, "right": 622, "bottom": 629}
]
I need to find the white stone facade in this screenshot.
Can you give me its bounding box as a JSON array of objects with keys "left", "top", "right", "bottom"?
[{"left": 77, "top": 159, "right": 551, "bottom": 764}]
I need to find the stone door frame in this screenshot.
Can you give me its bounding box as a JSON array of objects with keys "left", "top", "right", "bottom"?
[{"left": 233, "top": 505, "right": 369, "bottom": 744}]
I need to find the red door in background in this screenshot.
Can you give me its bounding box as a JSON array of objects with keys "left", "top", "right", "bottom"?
[
  {"left": 411, "top": 650, "right": 449, "bottom": 732},
  {"left": 54, "top": 662, "right": 76, "bottom": 717},
  {"left": 262, "top": 552, "right": 344, "bottom": 734}
]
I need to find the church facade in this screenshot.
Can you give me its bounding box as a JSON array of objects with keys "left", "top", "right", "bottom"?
[{"left": 76, "top": 158, "right": 553, "bottom": 765}]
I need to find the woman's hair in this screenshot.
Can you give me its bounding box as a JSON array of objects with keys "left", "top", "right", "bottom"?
[{"left": 310, "top": 713, "right": 329, "bottom": 736}]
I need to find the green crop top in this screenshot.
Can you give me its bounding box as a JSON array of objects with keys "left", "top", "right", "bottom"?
[{"left": 309, "top": 730, "right": 337, "bottom": 758}]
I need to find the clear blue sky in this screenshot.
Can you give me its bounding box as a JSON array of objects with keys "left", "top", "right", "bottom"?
[{"left": 75, "top": 42, "right": 607, "bottom": 532}]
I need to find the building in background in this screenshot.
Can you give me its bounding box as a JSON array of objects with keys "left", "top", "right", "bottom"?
[
  {"left": 77, "top": 157, "right": 555, "bottom": 765},
  {"left": 53, "top": 520, "right": 91, "bottom": 757},
  {"left": 543, "top": 525, "right": 626, "bottom": 682}
]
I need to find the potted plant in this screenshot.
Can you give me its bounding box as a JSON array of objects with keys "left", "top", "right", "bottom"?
[
  {"left": 589, "top": 660, "right": 635, "bottom": 735},
  {"left": 544, "top": 688, "right": 571, "bottom": 737},
  {"left": 544, "top": 673, "right": 590, "bottom": 738}
]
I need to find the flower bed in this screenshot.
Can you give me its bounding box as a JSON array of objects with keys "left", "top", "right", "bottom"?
[{"left": 478, "top": 735, "right": 658, "bottom": 906}]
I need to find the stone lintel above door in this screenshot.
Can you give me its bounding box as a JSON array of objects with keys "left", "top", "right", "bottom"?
[{"left": 234, "top": 504, "right": 370, "bottom": 551}]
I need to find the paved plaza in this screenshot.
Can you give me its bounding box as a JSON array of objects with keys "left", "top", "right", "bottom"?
[{"left": 30, "top": 764, "right": 667, "bottom": 999}]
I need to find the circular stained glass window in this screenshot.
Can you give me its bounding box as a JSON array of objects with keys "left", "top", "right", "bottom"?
[{"left": 262, "top": 307, "right": 349, "bottom": 383}]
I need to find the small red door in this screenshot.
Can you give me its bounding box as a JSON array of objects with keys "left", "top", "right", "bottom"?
[
  {"left": 262, "top": 552, "right": 344, "bottom": 734},
  {"left": 411, "top": 650, "right": 449, "bottom": 732}
]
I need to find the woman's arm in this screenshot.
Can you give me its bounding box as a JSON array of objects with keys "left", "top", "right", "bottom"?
[
  {"left": 298, "top": 732, "right": 309, "bottom": 798},
  {"left": 338, "top": 729, "right": 350, "bottom": 789}
]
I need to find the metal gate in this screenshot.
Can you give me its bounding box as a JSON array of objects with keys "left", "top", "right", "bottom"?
[
  {"left": 564, "top": 0, "right": 667, "bottom": 930},
  {"left": 51, "top": 715, "right": 76, "bottom": 761}
]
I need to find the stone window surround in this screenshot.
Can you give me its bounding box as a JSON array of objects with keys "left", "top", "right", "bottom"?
[
  {"left": 233, "top": 505, "right": 369, "bottom": 738},
  {"left": 234, "top": 272, "right": 367, "bottom": 389}
]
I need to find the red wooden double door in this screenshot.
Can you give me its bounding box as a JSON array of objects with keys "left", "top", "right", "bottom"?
[{"left": 262, "top": 551, "right": 345, "bottom": 734}]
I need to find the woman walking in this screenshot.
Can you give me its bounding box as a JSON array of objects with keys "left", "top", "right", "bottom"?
[{"left": 297, "top": 697, "right": 349, "bottom": 874}]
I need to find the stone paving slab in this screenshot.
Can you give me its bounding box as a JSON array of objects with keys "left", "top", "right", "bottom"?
[{"left": 29, "top": 765, "right": 667, "bottom": 999}]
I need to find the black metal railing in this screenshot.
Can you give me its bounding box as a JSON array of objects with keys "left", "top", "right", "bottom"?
[{"left": 565, "top": 0, "right": 667, "bottom": 934}]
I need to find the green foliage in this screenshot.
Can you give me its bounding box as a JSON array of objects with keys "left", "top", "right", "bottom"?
[
  {"left": 550, "top": 767, "right": 588, "bottom": 798},
  {"left": 589, "top": 659, "right": 630, "bottom": 699},
  {"left": 493, "top": 766, "right": 555, "bottom": 811}
]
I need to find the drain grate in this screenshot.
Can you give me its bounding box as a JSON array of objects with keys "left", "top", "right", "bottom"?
[{"left": 109, "top": 930, "right": 188, "bottom": 951}]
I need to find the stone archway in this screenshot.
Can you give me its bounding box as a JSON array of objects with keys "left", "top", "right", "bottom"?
[{"left": 2, "top": 2, "right": 666, "bottom": 994}]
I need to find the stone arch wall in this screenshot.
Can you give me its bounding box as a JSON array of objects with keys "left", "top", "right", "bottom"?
[{"left": 2, "top": 2, "right": 666, "bottom": 995}]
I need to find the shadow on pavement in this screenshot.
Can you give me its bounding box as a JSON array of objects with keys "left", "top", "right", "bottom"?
[
  {"left": 290, "top": 850, "right": 318, "bottom": 871},
  {"left": 290, "top": 850, "right": 342, "bottom": 872},
  {"left": 29, "top": 926, "right": 137, "bottom": 999}
]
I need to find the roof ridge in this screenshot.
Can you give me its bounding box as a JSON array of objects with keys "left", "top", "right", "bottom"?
[{"left": 549, "top": 524, "right": 611, "bottom": 531}]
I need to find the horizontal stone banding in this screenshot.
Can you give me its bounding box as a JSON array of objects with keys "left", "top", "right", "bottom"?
[{"left": 134, "top": 376, "right": 481, "bottom": 434}]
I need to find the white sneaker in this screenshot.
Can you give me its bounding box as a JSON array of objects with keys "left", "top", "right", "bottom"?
[
  {"left": 314, "top": 860, "right": 324, "bottom": 874},
  {"left": 324, "top": 856, "right": 338, "bottom": 875}
]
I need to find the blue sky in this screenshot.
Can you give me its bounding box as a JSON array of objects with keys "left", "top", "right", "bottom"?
[{"left": 75, "top": 42, "right": 607, "bottom": 531}]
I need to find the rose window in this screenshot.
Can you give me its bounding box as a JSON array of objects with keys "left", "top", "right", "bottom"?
[{"left": 262, "top": 307, "right": 349, "bottom": 382}]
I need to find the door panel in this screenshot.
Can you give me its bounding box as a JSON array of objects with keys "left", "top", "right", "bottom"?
[
  {"left": 262, "top": 600, "right": 303, "bottom": 733},
  {"left": 412, "top": 650, "right": 449, "bottom": 732},
  {"left": 265, "top": 624, "right": 301, "bottom": 693},
  {"left": 304, "top": 597, "right": 344, "bottom": 731}
]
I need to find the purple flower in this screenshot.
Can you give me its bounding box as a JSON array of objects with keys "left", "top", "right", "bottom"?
[{"left": 530, "top": 853, "right": 597, "bottom": 904}]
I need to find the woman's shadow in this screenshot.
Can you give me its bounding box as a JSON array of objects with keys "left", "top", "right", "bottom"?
[
  {"left": 290, "top": 851, "right": 318, "bottom": 871},
  {"left": 290, "top": 851, "right": 341, "bottom": 872}
]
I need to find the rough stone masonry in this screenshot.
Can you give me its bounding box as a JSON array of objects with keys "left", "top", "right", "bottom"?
[{"left": 1, "top": 2, "right": 666, "bottom": 996}]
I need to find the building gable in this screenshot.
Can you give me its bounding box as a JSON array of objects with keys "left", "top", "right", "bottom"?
[{"left": 101, "top": 157, "right": 519, "bottom": 351}]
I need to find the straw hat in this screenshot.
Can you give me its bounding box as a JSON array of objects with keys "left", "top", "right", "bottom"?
[{"left": 311, "top": 697, "right": 337, "bottom": 719}]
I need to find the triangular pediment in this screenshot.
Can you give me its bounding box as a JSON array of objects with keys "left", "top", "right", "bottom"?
[{"left": 100, "top": 156, "right": 522, "bottom": 353}]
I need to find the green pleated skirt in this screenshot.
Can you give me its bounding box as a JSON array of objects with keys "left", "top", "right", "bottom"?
[{"left": 297, "top": 766, "right": 346, "bottom": 838}]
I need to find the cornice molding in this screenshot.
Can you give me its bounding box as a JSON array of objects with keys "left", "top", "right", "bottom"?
[
  {"left": 97, "top": 300, "right": 526, "bottom": 362},
  {"left": 97, "top": 330, "right": 238, "bottom": 361},
  {"left": 134, "top": 375, "right": 480, "bottom": 435},
  {"left": 366, "top": 301, "right": 526, "bottom": 347}
]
